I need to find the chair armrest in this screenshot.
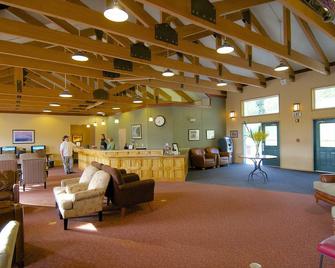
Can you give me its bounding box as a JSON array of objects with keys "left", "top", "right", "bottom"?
[
  {"left": 72, "top": 189, "right": 104, "bottom": 201},
  {"left": 66, "top": 183, "right": 88, "bottom": 194},
  {"left": 320, "top": 174, "right": 335, "bottom": 183},
  {"left": 205, "top": 153, "right": 216, "bottom": 159},
  {"left": 219, "top": 152, "right": 230, "bottom": 157},
  {"left": 119, "top": 169, "right": 127, "bottom": 175},
  {"left": 12, "top": 184, "right": 19, "bottom": 203},
  {"left": 122, "top": 173, "right": 140, "bottom": 183},
  {"left": 61, "top": 177, "right": 80, "bottom": 187}
]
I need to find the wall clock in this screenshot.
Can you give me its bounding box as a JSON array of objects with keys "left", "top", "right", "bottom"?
[{"left": 154, "top": 115, "right": 166, "bottom": 127}]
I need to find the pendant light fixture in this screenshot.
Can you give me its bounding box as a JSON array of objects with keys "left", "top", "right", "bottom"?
[
  {"left": 59, "top": 74, "right": 73, "bottom": 98},
  {"left": 162, "top": 49, "right": 175, "bottom": 77},
  {"left": 274, "top": 60, "right": 289, "bottom": 72},
  {"left": 133, "top": 85, "right": 143, "bottom": 103},
  {"left": 104, "top": 0, "right": 129, "bottom": 22},
  {"left": 216, "top": 36, "right": 234, "bottom": 54},
  {"left": 49, "top": 103, "right": 61, "bottom": 107},
  {"left": 72, "top": 51, "right": 89, "bottom": 62},
  {"left": 217, "top": 81, "right": 228, "bottom": 87}
]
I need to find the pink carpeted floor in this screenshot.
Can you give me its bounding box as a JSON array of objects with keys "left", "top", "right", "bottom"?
[{"left": 19, "top": 166, "right": 334, "bottom": 268}]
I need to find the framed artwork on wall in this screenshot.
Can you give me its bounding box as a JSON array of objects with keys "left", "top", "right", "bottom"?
[
  {"left": 230, "top": 130, "right": 238, "bottom": 138},
  {"left": 131, "top": 124, "right": 142, "bottom": 139},
  {"left": 188, "top": 129, "right": 200, "bottom": 141},
  {"left": 12, "top": 130, "right": 35, "bottom": 144},
  {"left": 206, "top": 129, "right": 215, "bottom": 140},
  {"left": 72, "top": 135, "right": 83, "bottom": 143}
]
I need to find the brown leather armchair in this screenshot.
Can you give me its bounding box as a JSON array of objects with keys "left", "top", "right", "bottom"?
[
  {"left": 189, "top": 148, "right": 216, "bottom": 169},
  {"left": 0, "top": 202, "right": 24, "bottom": 268},
  {"left": 101, "top": 165, "right": 155, "bottom": 217},
  {"left": 0, "top": 169, "right": 19, "bottom": 203},
  {"left": 205, "top": 147, "right": 229, "bottom": 167}
]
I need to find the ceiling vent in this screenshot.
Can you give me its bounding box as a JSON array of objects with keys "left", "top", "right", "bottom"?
[
  {"left": 103, "top": 71, "right": 120, "bottom": 78},
  {"left": 113, "top": 58, "right": 133, "bottom": 71},
  {"left": 131, "top": 42, "right": 151, "bottom": 61},
  {"left": 155, "top": 23, "right": 178, "bottom": 45},
  {"left": 191, "top": 0, "right": 216, "bottom": 24}
]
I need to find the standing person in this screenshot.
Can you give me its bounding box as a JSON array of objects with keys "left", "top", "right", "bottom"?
[
  {"left": 100, "top": 134, "right": 107, "bottom": 150},
  {"left": 106, "top": 137, "right": 115, "bottom": 150},
  {"left": 60, "top": 135, "right": 76, "bottom": 174}
]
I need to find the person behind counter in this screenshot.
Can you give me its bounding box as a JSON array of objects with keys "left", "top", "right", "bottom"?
[
  {"left": 106, "top": 137, "right": 115, "bottom": 150},
  {"left": 100, "top": 134, "right": 107, "bottom": 150}
]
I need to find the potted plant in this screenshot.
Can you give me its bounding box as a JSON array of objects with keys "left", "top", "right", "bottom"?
[{"left": 244, "top": 122, "right": 269, "bottom": 157}]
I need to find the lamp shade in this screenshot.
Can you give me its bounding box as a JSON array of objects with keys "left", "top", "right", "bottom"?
[
  {"left": 162, "top": 69, "right": 175, "bottom": 77},
  {"left": 274, "top": 61, "right": 289, "bottom": 72},
  {"left": 104, "top": 1, "right": 128, "bottom": 22},
  {"left": 114, "top": 119, "right": 120, "bottom": 124},
  {"left": 71, "top": 51, "right": 89, "bottom": 62},
  {"left": 216, "top": 41, "right": 234, "bottom": 54},
  {"left": 217, "top": 81, "right": 228, "bottom": 87},
  {"left": 59, "top": 90, "right": 72, "bottom": 98},
  {"left": 229, "top": 111, "right": 236, "bottom": 119},
  {"left": 133, "top": 96, "right": 143, "bottom": 104},
  {"left": 293, "top": 103, "right": 300, "bottom": 112}
]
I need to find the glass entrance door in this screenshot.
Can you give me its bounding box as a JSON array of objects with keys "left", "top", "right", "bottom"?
[{"left": 314, "top": 119, "right": 335, "bottom": 172}]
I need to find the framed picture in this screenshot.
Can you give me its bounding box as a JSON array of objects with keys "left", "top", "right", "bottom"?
[
  {"left": 12, "top": 130, "right": 35, "bottom": 144},
  {"left": 206, "top": 129, "right": 215, "bottom": 140},
  {"left": 72, "top": 135, "right": 83, "bottom": 143},
  {"left": 172, "top": 143, "right": 179, "bottom": 154},
  {"left": 131, "top": 124, "right": 142, "bottom": 139},
  {"left": 230, "top": 130, "right": 238, "bottom": 138},
  {"left": 188, "top": 129, "right": 200, "bottom": 141}
]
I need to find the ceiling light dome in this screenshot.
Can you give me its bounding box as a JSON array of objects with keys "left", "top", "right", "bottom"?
[
  {"left": 104, "top": 0, "right": 128, "bottom": 22},
  {"left": 43, "top": 109, "right": 52, "bottom": 113},
  {"left": 217, "top": 81, "right": 228, "bottom": 87},
  {"left": 133, "top": 96, "right": 143, "bottom": 104},
  {"left": 162, "top": 68, "right": 175, "bottom": 77},
  {"left": 59, "top": 89, "right": 72, "bottom": 98},
  {"left": 49, "top": 103, "right": 61, "bottom": 107},
  {"left": 274, "top": 60, "right": 289, "bottom": 72},
  {"left": 216, "top": 41, "right": 235, "bottom": 54},
  {"left": 71, "top": 51, "right": 89, "bottom": 62}
]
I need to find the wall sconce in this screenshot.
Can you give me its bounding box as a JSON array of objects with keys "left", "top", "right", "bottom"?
[
  {"left": 114, "top": 119, "right": 119, "bottom": 124},
  {"left": 148, "top": 116, "right": 153, "bottom": 122},
  {"left": 292, "top": 103, "right": 302, "bottom": 123},
  {"left": 101, "top": 120, "right": 106, "bottom": 126},
  {"left": 86, "top": 124, "right": 91, "bottom": 128},
  {"left": 188, "top": 118, "right": 196, "bottom": 123},
  {"left": 93, "top": 122, "right": 98, "bottom": 127},
  {"left": 229, "top": 111, "right": 236, "bottom": 119}
]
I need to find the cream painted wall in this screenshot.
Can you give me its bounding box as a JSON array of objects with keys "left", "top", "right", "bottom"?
[
  {"left": 226, "top": 69, "right": 335, "bottom": 172},
  {"left": 0, "top": 113, "right": 106, "bottom": 163}
]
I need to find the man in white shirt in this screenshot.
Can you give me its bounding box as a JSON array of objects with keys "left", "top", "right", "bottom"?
[{"left": 59, "top": 135, "right": 76, "bottom": 174}]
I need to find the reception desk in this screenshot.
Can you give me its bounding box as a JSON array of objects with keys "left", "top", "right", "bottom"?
[{"left": 76, "top": 148, "right": 188, "bottom": 182}]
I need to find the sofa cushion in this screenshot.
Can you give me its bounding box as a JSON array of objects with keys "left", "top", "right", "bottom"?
[
  {"left": 314, "top": 181, "right": 335, "bottom": 196},
  {"left": 79, "top": 165, "right": 99, "bottom": 184},
  {"left": 88, "top": 170, "right": 110, "bottom": 190}
]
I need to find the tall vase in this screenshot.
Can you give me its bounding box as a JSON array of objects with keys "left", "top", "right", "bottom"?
[{"left": 255, "top": 141, "right": 261, "bottom": 157}]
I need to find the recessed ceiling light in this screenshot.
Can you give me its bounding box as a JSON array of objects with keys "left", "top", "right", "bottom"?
[
  {"left": 217, "top": 81, "right": 228, "bottom": 87},
  {"left": 49, "top": 103, "right": 61, "bottom": 107},
  {"left": 216, "top": 41, "right": 235, "bottom": 54},
  {"left": 43, "top": 109, "right": 52, "bottom": 113},
  {"left": 71, "top": 51, "right": 89, "bottom": 62},
  {"left": 104, "top": 0, "right": 128, "bottom": 22},
  {"left": 162, "top": 69, "right": 175, "bottom": 77},
  {"left": 59, "top": 90, "right": 72, "bottom": 98}
]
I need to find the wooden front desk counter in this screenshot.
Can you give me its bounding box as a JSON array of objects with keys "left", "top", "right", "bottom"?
[{"left": 76, "top": 148, "right": 188, "bottom": 182}]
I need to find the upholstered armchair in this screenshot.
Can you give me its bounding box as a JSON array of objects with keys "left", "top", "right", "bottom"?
[
  {"left": 314, "top": 174, "right": 335, "bottom": 205},
  {"left": 189, "top": 148, "right": 216, "bottom": 169},
  {"left": 101, "top": 165, "right": 155, "bottom": 217},
  {"left": 21, "top": 158, "right": 47, "bottom": 191},
  {"left": 205, "top": 147, "right": 229, "bottom": 167},
  {"left": 55, "top": 170, "right": 110, "bottom": 230},
  {"left": 0, "top": 220, "right": 20, "bottom": 268},
  {"left": 0, "top": 170, "right": 19, "bottom": 203}
]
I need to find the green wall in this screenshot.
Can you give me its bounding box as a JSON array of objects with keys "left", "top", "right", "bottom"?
[{"left": 107, "top": 97, "right": 226, "bottom": 150}]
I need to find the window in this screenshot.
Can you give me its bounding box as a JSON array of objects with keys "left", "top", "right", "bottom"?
[
  {"left": 314, "top": 86, "right": 335, "bottom": 109},
  {"left": 242, "top": 95, "right": 279, "bottom": 117}
]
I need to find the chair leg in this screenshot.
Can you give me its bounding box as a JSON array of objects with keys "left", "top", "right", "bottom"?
[
  {"left": 64, "top": 218, "right": 68, "bottom": 230},
  {"left": 98, "top": 211, "right": 103, "bottom": 221},
  {"left": 319, "top": 254, "right": 324, "bottom": 268},
  {"left": 121, "top": 207, "right": 126, "bottom": 218},
  {"left": 44, "top": 182, "right": 46, "bottom": 189}
]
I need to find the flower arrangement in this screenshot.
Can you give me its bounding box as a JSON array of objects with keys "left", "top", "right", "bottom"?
[{"left": 244, "top": 122, "right": 269, "bottom": 156}]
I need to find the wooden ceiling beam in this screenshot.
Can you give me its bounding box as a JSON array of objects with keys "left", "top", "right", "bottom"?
[
  {"left": 134, "top": 0, "right": 328, "bottom": 74},
  {"left": 174, "top": 90, "right": 194, "bottom": 103},
  {"left": 214, "top": 0, "right": 274, "bottom": 15},
  {"left": 0, "top": 1, "right": 283, "bottom": 79}
]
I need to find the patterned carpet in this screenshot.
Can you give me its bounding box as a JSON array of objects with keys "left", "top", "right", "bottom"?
[{"left": 18, "top": 166, "right": 334, "bottom": 268}]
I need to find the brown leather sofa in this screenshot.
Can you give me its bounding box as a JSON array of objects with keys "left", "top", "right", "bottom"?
[
  {"left": 205, "top": 147, "right": 229, "bottom": 167},
  {"left": 101, "top": 165, "right": 155, "bottom": 217},
  {"left": 0, "top": 201, "right": 24, "bottom": 268},
  {"left": 0, "top": 170, "right": 19, "bottom": 203},
  {"left": 189, "top": 148, "right": 216, "bottom": 169},
  {"left": 314, "top": 174, "right": 335, "bottom": 205}
]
